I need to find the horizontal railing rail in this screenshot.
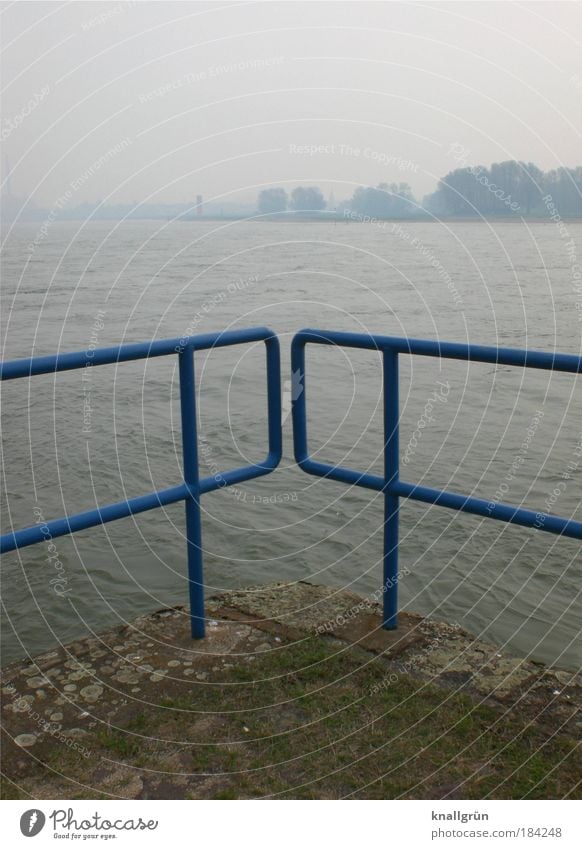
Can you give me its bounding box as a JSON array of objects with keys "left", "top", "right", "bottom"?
[
  {"left": 291, "top": 328, "right": 582, "bottom": 631},
  {"left": 1, "top": 327, "right": 282, "bottom": 638}
]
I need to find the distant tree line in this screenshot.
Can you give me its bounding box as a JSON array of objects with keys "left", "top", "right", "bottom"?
[
  {"left": 257, "top": 161, "right": 582, "bottom": 219},
  {"left": 256, "top": 182, "right": 415, "bottom": 217},
  {"left": 257, "top": 186, "right": 326, "bottom": 214},
  {"left": 425, "top": 162, "right": 582, "bottom": 217},
  {"left": 346, "top": 182, "right": 416, "bottom": 217}
]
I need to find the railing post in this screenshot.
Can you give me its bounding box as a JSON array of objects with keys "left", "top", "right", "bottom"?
[
  {"left": 383, "top": 348, "right": 399, "bottom": 629},
  {"left": 179, "top": 344, "right": 205, "bottom": 638}
]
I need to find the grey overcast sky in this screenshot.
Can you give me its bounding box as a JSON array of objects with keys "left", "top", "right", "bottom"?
[{"left": 1, "top": 1, "right": 581, "bottom": 208}]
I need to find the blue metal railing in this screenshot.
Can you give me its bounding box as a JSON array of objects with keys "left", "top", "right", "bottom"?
[
  {"left": 2, "top": 326, "right": 581, "bottom": 640},
  {"left": 291, "top": 328, "right": 582, "bottom": 631},
  {"left": 0, "top": 327, "right": 282, "bottom": 638}
]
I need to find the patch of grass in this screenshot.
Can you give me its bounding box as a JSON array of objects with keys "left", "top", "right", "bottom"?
[
  {"left": 4, "top": 634, "right": 580, "bottom": 799},
  {"left": 214, "top": 787, "right": 240, "bottom": 799},
  {"left": 127, "top": 712, "right": 148, "bottom": 732},
  {"left": 1, "top": 775, "right": 32, "bottom": 800},
  {"left": 152, "top": 636, "right": 580, "bottom": 800},
  {"left": 96, "top": 728, "right": 141, "bottom": 758}
]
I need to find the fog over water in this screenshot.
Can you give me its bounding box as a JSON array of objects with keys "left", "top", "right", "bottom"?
[{"left": 2, "top": 2, "right": 581, "bottom": 210}]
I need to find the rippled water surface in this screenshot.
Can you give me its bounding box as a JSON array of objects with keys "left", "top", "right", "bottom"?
[{"left": 1, "top": 219, "right": 581, "bottom": 667}]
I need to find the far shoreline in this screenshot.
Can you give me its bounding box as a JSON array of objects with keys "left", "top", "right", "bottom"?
[{"left": 177, "top": 214, "right": 582, "bottom": 224}]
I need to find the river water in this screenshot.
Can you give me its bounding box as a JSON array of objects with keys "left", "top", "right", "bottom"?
[{"left": 1, "top": 218, "right": 581, "bottom": 668}]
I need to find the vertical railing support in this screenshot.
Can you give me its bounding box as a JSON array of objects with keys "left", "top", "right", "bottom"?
[
  {"left": 382, "top": 349, "right": 399, "bottom": 630},
  {"left": 179, "top": 344, "right": 205, "bottom": 638}
]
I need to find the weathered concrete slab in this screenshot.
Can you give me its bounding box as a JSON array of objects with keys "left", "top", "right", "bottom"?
[
  {"left": 210, "top": 582, "right": 582, "bottom": 710},
  {"left": 208, "top": 581, "right": 368, "bottom": 631},
  {"left": 2, "top": 610, "right": 261, "bottom": 759},
  {"left": 2, "top": 583, "right": 580, "bottom": 799}
]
